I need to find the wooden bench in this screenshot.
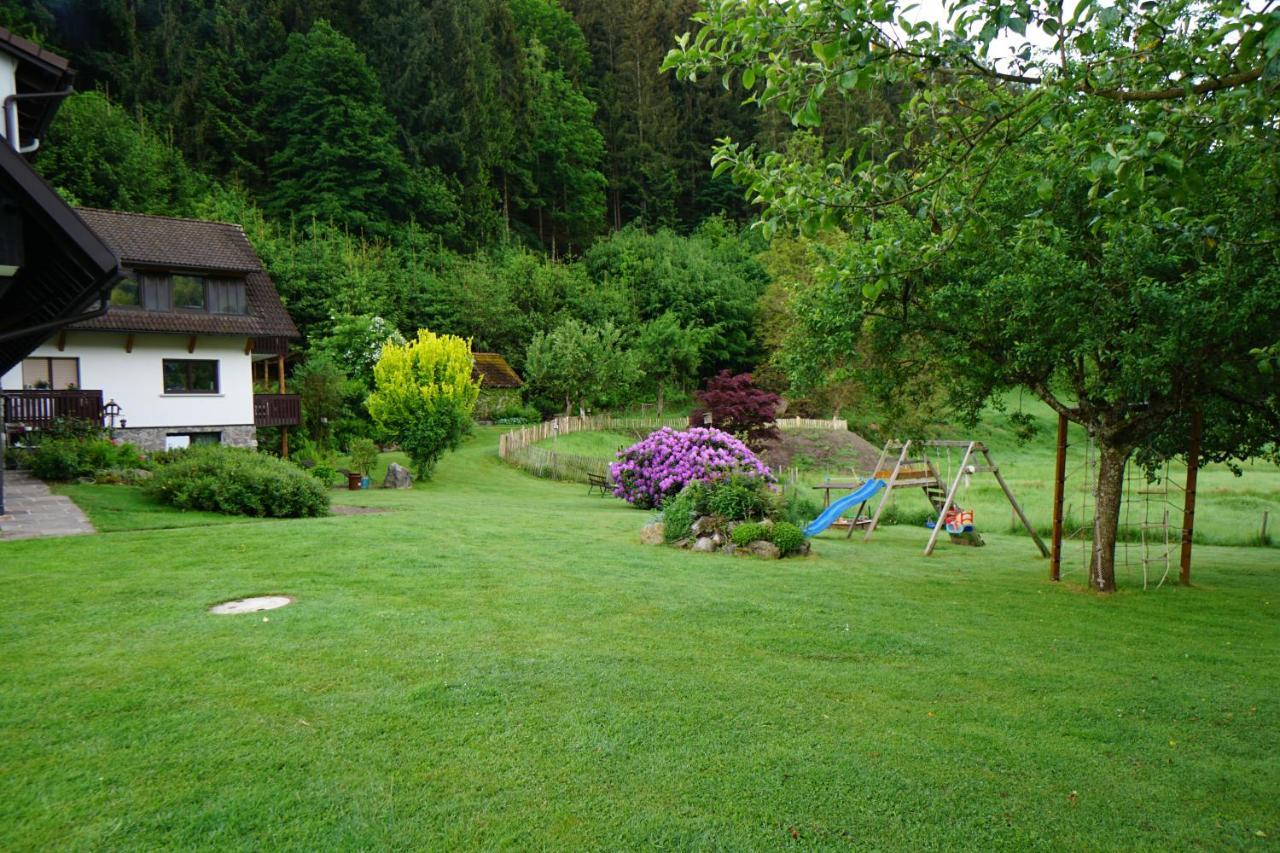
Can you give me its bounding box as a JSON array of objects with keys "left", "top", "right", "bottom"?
[{"left": 587, "top": 472, "right": 612, "bottom": 496}]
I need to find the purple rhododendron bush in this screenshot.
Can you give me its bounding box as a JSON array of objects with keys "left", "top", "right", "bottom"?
[{"left": 610, "top": 426, "right": 774, "bottom": 509}]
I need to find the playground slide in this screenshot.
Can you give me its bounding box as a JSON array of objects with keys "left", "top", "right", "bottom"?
[{"left": 803, "top": 479, "right": 886, "bottom": 537}]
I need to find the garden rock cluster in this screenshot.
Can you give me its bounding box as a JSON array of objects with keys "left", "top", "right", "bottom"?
[{"left": 642, "top": 516, "right": 808, "bottom": 559}]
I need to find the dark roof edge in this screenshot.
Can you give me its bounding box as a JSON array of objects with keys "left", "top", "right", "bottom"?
[
  {"left": 73, "top": 206, "right": 250, "bottom": 231},
  {"left": 0, "top": 143, "right": 118, "bottom": 276}
]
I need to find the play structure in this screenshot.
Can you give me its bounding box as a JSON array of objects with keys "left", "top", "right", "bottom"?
[
  {"left": 803, "top": 478, "right": 885, "bottom": 537},
  {"left": 805, "top": 439, "right": 1048, "bottom": 556}
]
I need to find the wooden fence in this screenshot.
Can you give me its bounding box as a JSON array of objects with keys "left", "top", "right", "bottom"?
[{"left": 497, "top": 413, "right": 849, "bottom": 484}]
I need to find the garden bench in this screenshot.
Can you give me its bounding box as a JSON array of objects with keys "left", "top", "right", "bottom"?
[{"left": 587, "top": 472, "right": 612, "bottom": 496}]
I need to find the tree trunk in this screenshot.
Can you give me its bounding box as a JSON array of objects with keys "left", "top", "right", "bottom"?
[
  {"left": 1090, "top": 441, "right": 1131, "bottom": 593},
  {"left": 656, "top": 384, "right": 665, "bottom": 417}
]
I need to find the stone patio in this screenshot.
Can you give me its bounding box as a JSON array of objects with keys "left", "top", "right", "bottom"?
[{"left": 0, "top": 471, "right": 96, "bottom": 541}]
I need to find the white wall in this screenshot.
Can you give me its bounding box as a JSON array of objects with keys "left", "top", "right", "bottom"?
[{"left": 1, "top": 331, "right": 254, "bottom": 428}]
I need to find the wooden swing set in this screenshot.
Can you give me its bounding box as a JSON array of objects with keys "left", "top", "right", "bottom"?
[{"left": 860, "top": 439, "right": 1049, "bottom": 557}]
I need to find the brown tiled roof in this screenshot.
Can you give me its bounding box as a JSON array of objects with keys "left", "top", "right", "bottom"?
[
  {"left": 0, "top": 28, "right": 70, "bottom": 73},
  {"left": 472, "top": 352, "right": 522, "bottom": 388},
  {"left": 75, "top": 208, "right": 262, "bottom": 272},
  {"left": 69, "top": 208, "right": 298, "bottom": 340}
]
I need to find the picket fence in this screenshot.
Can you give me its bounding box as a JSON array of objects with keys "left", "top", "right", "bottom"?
[{"left": 497, "top": 413, "right": 849, "bottom": 485}]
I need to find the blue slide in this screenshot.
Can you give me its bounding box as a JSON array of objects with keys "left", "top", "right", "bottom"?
[{"left": 803, "top": 479, "right": 886, "bottom": 537}]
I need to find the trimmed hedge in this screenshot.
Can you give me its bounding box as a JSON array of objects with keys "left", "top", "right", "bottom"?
[{"left": 146, "top": 446, "right": 329, "bottom": 518}]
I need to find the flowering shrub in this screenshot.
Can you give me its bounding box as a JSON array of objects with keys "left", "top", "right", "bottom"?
[{"left": 610, "top": 426, "right": 773, "bottom": 509}]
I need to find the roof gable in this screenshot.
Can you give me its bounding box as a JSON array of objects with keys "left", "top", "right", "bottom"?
[
  {"left": 68, "top": 208, "right": 298, "bottom": 341},
  {"left": 472, "top": 352, "right": 522, "bottom": 388}
]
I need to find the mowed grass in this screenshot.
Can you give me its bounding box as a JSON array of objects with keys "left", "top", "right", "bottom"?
[{"left": 1, "top": 427, "right": 1277, "bottom": 849}]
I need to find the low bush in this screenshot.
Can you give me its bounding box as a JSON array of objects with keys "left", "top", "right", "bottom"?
[
  {"left": 770, "top": 522, "right": 807, "bottom": 556},
  {"left": 493, "top": 403, "right": 541, "bottom": 424},
  {"left": 146, "top": 445, "right": 329, "bottom": 518},
  {"left": 27, "top": 438, "right": 146, "bottom": 481},
  {"left": 661, "top": 482, "right": 718, "bottom": 542},
  {"left": 730, "top": 522, "right": 770, "bottom": 547},
  {"left": 310, "top": 464, "right": 339, "bottom": 487},
  {"left": 706, "top": 475, "right": 773, "bottom": 522}
]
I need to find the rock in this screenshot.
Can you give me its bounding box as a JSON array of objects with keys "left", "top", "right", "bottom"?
[
  {"left": 691, "top": 516, "right": 717, "bottom": 537},
  {"left": 722, "top": 542, "right": 736, "bottom": 555},
  {"left": 691, "top": 536, "right": 718, "bottom": 553},
  {"left": 711, "top": 531, "right": 724, "bottom": 546},
  {"left": 745, "top": 540, "right": 781, "bottom": 560},
  {"left": 383, "top": 463, "right": 413, "bottom": 489},
  {"left": 640, "top": 521, "right": 665, "bottom": 545},
  {"left": 671, "top": 538, "right": 691, "bottom": 549}
]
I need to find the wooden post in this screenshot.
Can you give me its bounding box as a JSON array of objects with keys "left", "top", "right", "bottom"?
[
  {"left": 861, "top": 441, "right": 910, "bottom": 541},
  {"left": 277, "top": 353, "right": 289, "bottom": 459},
  {"left": 1180, "top": 409, "right": 1202, "bottom": 586},
  {"left": 1050, "top": 412, "right": 1069, "bottom": 581},
  {"left": 984, "top": 448, "right": 1051, "bottom": 558},
  {"left": 1262, "top": 511, "right": 1270, "bottom": 543}
]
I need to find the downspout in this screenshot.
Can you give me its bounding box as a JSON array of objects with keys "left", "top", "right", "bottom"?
[{"left": 3, "top": 88, "right": 75, "bottom": 154}]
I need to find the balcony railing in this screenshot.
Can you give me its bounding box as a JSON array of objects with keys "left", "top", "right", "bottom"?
[
  {"left": 2, "top": 389, "right": 104, "bottom": 429},
  {"left": 253, "top": 393, "right": 301, "bottom": 427}
]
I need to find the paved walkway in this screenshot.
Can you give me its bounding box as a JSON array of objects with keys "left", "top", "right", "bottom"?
[{"left": 0, "top": 470, "right": 96, "bottom": 541}]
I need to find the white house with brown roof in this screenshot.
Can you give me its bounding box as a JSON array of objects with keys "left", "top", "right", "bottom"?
[{"left": 1, "top": 208, "right": 300, "bottom": 451}]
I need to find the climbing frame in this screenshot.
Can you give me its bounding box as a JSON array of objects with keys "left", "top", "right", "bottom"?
[{"left": 862, "top": 439, "right": 1049, "bottom": 557}]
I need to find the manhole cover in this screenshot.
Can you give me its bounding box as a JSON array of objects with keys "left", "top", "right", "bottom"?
[{"left": 209, "top": 595, "right": 293, "bottom": 615}]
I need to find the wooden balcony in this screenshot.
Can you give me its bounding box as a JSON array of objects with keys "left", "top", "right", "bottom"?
[
  {"left": 253, "top": 393, "right": 301, "bottom": 427},
  {"left": 2, "top": 389, "right": 104, "bottom": 429}
]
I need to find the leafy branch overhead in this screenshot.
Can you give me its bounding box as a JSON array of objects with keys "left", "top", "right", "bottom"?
[{"left": 665, "top": 0, "right": 1280, "bottom": 286}]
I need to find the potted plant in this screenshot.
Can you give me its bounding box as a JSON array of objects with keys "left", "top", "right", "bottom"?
[{"left": 348, "top": 437, "right": 379, "bottom": 489}]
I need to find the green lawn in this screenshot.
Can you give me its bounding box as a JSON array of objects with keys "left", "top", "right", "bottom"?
[{"left": 3, "top": 427, "right": 1278, "bottom": 848}]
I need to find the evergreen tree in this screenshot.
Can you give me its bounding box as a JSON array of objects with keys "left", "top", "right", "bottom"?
[{"left": 255, "top": 19, "right": 451, "bottom": 236}]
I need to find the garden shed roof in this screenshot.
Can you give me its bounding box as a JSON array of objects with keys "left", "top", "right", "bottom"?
[{"left": 472, "top": 352, "right": 522, "bottom": 388}]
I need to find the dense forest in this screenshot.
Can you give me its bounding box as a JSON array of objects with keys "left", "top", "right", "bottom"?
[{"left": 3, "top": 0, "right": 861, "bottom": 426}]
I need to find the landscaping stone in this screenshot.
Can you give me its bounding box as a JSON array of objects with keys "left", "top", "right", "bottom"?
[
  {"left": 745, "top": 540, "right": 781, "bottom": 559},
  {"left": 691, "top": 515, "right": 718, "bottom": 536},
  {"left": 691, "top": 536, "right": 718, "bottom": 553},
  {"left": 640, "top": 521, "right": 665, "bottom": 545},
  {"left": 383, "top": 463, "right": 413, "bottom": 489}
]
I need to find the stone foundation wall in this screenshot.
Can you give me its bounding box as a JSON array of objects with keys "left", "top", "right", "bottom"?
[{"left": 114, "top": 424, "right": 257, "bottom": 452}]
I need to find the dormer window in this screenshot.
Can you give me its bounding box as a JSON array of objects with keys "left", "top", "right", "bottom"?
[{"left": 109, "top": 272, "right": 248, "bottom": 315}]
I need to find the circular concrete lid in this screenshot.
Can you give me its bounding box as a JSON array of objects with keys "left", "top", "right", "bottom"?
[{"left": 209, "top": 595, "right": 293, "bottom": 615}]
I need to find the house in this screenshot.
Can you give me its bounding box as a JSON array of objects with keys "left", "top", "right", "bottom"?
[
  {"left": 0, "top": 29, "right": 122, "bottom": 512},
  {"left": 471, "top": 352, "right": 523, "bottom": 420},
  {"left": 1, "top": 208, "right": 301, "bottom": 451}
]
